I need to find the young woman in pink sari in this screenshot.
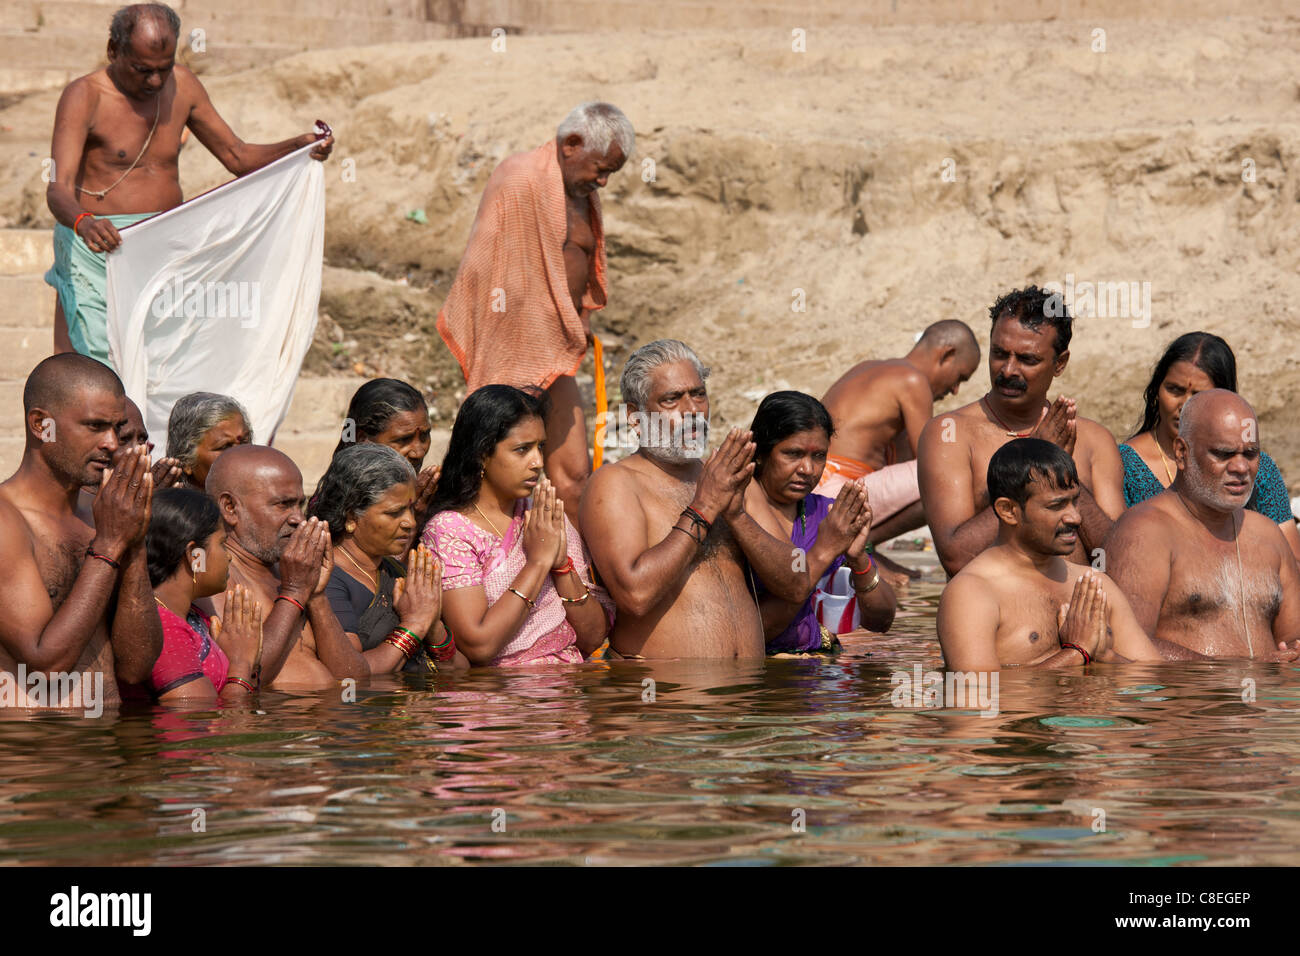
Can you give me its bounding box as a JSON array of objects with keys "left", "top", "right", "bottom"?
[{"left": 422, "top": 386, "right": 612, "bottom": 666}]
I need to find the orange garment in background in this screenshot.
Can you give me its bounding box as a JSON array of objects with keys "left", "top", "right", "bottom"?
[{"left": 436, "top": 141, "right": 607, "bottom": 394}]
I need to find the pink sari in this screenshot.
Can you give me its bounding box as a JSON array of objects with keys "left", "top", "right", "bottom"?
[{"left": 423, "top": 499, "right": 613, "bottom": 666}]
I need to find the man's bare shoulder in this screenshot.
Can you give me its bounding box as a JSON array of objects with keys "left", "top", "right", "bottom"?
[
  {"left": 920, "top": 397, "right": 983, "bottom": 445},
  {"left": 1241, "top": 507, "right": 1288, "bottom": 547},
  {"left": 943, "top": 556, "right": 1004, "bottom": 602},
  {"left": 1108, "top": 493, "right": 1173, "bottom": 544},
  {"left": 172, "top": 64, "right": 208, "bottom": 102},
  {"left": 586, "top": 455, "right": 646, "bottom": 501},
  {"left": 56, "top": 72, "right": 101, "bottom": 111},
  {"left": 1074, "top": 415, "right": 1120, "bottom": 450},
  {"left": 0, "top": 487, "right": 38, "bottom": 553}
]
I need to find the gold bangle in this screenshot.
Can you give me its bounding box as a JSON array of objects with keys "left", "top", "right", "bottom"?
[
  {"left": 853, "top": 570, "right": 881, "bottom": 593},
  {"left": 506, "top": 586, "right": 536, "bottom": 611}
]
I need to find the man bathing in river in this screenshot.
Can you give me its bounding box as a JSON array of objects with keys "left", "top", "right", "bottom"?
[
  {"left": 1105, "top": 390, "right": 1300, "bottom": 659},
  {"left": 938, "top": 439, "right": 1162, "bottom": 671},
  {"left": 820, "top": 319, "right": 980, "bottom": 578},
  {"left": 206, "top": 446, "right": 368, "bottom": 689},
  {"left": 0, "top": 355, "right": 162, "bottom": 706},
  {"left": 918, "top": 287, "right": 1125, "bottom": 577},
  {"left": 439, "top": 102, "right": 631, "bottom": 520},
  {"left": 45, "top": 2, "right": 333, "bottom": 363},
  {"left": 580, "top": 340, "right": 811, "bottom": 659}
]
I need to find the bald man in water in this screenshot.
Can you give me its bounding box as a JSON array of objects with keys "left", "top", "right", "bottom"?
[
  {"left": 820, "top": 319, "right": 981, "bottom": 558},
  {"left": 918, "top": 287, "right": 1125, "bottom": 577},
  {"left": 0, "top": 354, "right": 161, "bottom": 706},
  {"left": 206, "top": 445, "right": 366, "bottom": 689},
  {"left": 1105, "top": 390, "right": 1300, "bottom": 659},
  {"left": 46, "top": 2, "right": 332, "bottom": 361},
  {"left": 938, "top": 439, "right": 1163, "bottom": 671}
]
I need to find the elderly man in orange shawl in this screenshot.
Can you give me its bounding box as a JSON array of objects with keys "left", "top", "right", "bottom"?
[{"left": 437, "top": 102, "right": 633, "bottom": 521}]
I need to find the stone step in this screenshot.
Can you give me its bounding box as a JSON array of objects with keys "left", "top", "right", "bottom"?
[
  {"left": 0, "top": 230, "right": 52, "bottom": 276},
  {"left": 0, "top": 327, "right": 51, "bottom": 380},
  {"left": 0, "top": 435, "right": 22, "bottom": 480},
  {"left": 0, "top": 29, "right": 106, "bottom": 71},
  {"left": 278, "top": 374, "right": 368, "bottom": 435},
  {"left": 0, "top": 66, "right": 77, "bottom": 95},
  {"left": 0, "top": 275, "right": 56, "bottom": 327}
]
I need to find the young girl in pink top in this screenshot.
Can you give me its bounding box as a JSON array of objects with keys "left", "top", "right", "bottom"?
[{"left": 423, "top": 386, "right": 611, "bottom": 666}]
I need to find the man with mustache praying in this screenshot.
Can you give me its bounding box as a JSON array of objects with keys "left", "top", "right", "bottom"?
[{"left": 916, "top": 286, "right": 1125, "bottom": 577}]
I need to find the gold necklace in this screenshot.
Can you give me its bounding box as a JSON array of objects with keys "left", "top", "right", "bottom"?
[
  {"left": 1153, "top": 433, "right": 1176, "bottom": 485},
  {"left": 473, "top": 503, "right": 505, "bottom": 538},
  {"left": 337, "top": 545, "right": 379, "bottom": 592}
]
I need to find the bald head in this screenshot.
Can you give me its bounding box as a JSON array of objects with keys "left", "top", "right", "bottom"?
[
  {"left": 1176, "top": 389, "right": 1259, "bottom": 513},
  {"left": 1178, "top": 389, "right": 1256, "bottom": 444},
  {"left": 109, "top": 3, "right": 180, "bottom": 53},
  {"left": 208, "top": 444, "right": 307, "bottom": 564},
  {"left": 24, "top": 353, "right": 123, "bottom": 417},
  {"left": 205, "top": 444, "right": 299, "bottom": 498},
  {"left": 913, "top": 319, "right": 981, "bottom": 401},
  {"left": 918, "top": 319, "right": 980, "bottom": 360}
]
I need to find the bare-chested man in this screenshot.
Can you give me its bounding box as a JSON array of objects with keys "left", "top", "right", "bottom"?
[
  {"left": 819, "top": 318, "right": 980, "bottom": 558},
  {"left": 1105, "top": 390, "right": 1300, "bottom": 659},
  {"left": 438, "top": 102, "right": 631, "bottom": 522},
  {"left": 46, "top": 2, "right": 333, "bottom": 363},
  {"left": 939, "top": 438, "right": 1162, "bottom": 670},
  {"left": 205, "top": 445, "right": 367, "bottom": 690},
  {"left": 918, "top": 286, "right": 1125, "bottom": 577},
  {"left": 580, "top": 340, "right": 810, "bottom": 659},
  {"left": 0, "top": 354, "right": 162, "bottom": 707}
]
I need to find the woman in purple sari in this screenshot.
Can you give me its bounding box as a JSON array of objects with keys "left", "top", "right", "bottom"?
[{"left": 744, "top": 391, "right": 897, "bottom": 654}]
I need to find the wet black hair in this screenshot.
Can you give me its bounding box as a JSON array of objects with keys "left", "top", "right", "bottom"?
[
  {"left": 1132, "top": 332, "right": 1236, "bottom": 438},
  {"left": 145, "top": 487, "right": 220, "bottom": 587},
  {"left": 334, "top": 378, "right": 429, "bottom": 459},
  {"left": 429, "top": 385, "right": 549, "bottom": 515},
  {"left": 748, "top": 391, "right": 834, "bottom": 476},
  {"left": 986, "top": 437, "right": 1078, "bottom": 510},
  {"left": 989, "top": 285, "right": 1072, "bottom": 356}
]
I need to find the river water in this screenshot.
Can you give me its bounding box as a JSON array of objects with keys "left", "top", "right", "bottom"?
[{"left": 2, "top": 580, "right": 1298, "bottom": 865}]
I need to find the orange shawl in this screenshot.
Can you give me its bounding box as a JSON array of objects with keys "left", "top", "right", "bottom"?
[{"left": 436, "top": 142, "right": 606, "bottom": 393}]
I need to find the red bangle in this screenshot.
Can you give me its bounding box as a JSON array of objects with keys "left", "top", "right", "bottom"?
[
  {"left": 851, "top": 554, "right": 876, "bottom": 575},
  {"left": 275, "top": 594, "right": 306, "bottom": 614},
  {"left": 1059, "top": 641, "right": 1091, "bottom": 665},
  {"left": 225, "top": 675, "right": 256, "bottom": 693},
  {"left": 552, "top": 555, "right": 575, "bottom": 575},
  {"left": 73, "top": 212, "right": 94, "bottom": 235}
]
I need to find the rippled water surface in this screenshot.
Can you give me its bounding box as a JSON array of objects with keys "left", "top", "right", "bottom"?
[{"left": 3, "top": 580, "right": 1299, "bottom": 866}]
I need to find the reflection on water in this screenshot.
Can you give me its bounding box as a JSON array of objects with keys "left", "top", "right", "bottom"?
[{"left": 2, "top": 581, "right": 1299, "bottom": 865}]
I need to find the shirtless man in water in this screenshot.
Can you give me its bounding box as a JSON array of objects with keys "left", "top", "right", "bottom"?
[
  {"left": 820, "top": 319, "right": 980, "bottom": 577},
  {"left": 918, "top": 286, "right": 1125, "bottom": 577},
  {"left": 46, "top": 2, "right": 332, "bottom": 361},
  {"left": 1105, "top": 390, "right": 1300, "bottom": 659},
  {"left": 0, "top": 355, "right": 161, "bottom": 706},
  {"left": 580, "top": 340, "right": 809, "bottom": 659},
  {"left": 206, "top": 445, "right": 368, "bottom": 689},
  {"left": 938, "top": 439, "right": 1162, "bottom": 670}
]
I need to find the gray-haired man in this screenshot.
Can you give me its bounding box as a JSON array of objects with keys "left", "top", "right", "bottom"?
[
  {"left": 580, "top": 340, "right": 810, "bottom": 659},
  {"left": 438, "top": 102, "right": 633, "bottom": 522}
]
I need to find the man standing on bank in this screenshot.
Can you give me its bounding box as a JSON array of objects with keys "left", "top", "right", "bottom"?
[{"left": 45, "top": 2, "right": 333, "bottom": 365}]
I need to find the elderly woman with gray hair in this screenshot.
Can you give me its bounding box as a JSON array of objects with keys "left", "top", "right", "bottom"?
[
  {"left": 309, "top": 443, "right": 460, "bottom": 673},
  {"left": 166, "top": 391, "right": 253, "bottom": 491}
]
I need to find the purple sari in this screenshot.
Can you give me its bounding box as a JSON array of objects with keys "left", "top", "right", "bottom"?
[{"left": 763, "top": 494, "right": 845, "bottom": 654}]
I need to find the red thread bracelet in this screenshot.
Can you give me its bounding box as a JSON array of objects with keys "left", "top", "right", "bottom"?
[
  {"left": 85, "top": 547, "right": 120, "bottom": 570},
  {"left": 276, "top": 594, "right": 306, "bottom": 614},
  {"left": 73, "top": 212, "right": 94, "bottom": 235},
  {"left": 553, "top": 555, "right": 575, "bottom": 575},
  {"left": 1060, "top": 641, "right": 1091, "bottom": 665}
]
